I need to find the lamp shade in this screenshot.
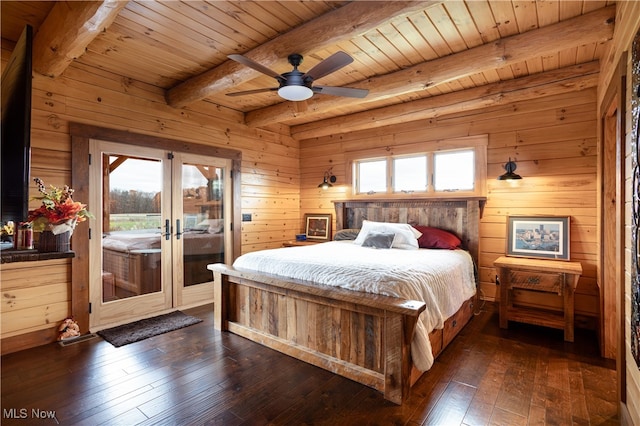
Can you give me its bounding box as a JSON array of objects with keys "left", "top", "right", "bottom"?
[
  {"left": 497, "top": 158, "right": 522, "bottom": 180},
  {"left": 318, "top": 170, "right": 337, "bottom": 189},
  {"left": 278, "top": 85, "right": 313, "bottom": 101},
  {"left": 318, "top": 178, "right": 332, "bottom": 189}
]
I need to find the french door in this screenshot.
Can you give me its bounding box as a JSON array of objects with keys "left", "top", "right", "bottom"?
[{"left": 89, "top": 140, "right": 232, "bottom": 329}]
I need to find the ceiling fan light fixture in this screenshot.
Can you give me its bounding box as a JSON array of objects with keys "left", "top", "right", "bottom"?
[
  {"left": 227, "top": 52, "right": 367, "bottom": 100},
  {"left": 278, "top": 85, "right": 313, "bottom": 101}
]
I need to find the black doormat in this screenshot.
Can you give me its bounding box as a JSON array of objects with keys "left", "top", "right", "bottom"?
[{"left": 97, "top": 311, "right": 202, "bottom": 347}]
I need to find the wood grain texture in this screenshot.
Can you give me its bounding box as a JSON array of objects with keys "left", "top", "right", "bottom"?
[
  {"left": 209, "top": 196, "right": 482, "bottom": 404},
  {"left": 0, "top": 258, "right": 71, "bottom": 352},
  {"left": 209, "top": 261, "right": 477, "bottom": 405},
  {"left": 166, "top": 1, "right": 436, "bottom": 107},
  {"left": 32, "top": 1, "right": 127, "bottom": 77},
  {"left": 300, "top": 89, "right": 599, "bottom": 325},
  {"left": 291, "top": 61, "right": 600, "bottom": 140},
  {"left": 0, "top": 302, "right": 617, "bottom": 425},
  {"left": 334, "top": 198, "right": 484, "bottom": 266},
  {"left": 496, "top": 256, "right": 582, "bottom": 342},
  {"left": 0, "top": 44, "right": 300, "bottom": 353},
  {"left": 246, "top": 6, "right": 614, "bottom": 127},
  {"left": 2, "top": 1, "right": 611, "bottom": 117},
  {"left": 0, "top": 3, "right": 634, "bottom": 418}
]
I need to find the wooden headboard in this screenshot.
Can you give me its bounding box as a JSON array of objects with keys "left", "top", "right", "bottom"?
[{"left": 333, "top": 197, "right": 486, "bottom": 265}]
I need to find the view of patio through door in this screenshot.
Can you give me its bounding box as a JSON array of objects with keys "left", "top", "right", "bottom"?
[{"left": 89, "top": 140, "right": 232, "bottom": 329}]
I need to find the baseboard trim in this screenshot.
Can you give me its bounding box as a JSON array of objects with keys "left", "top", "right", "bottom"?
[{"left": 1, "top": 327, "right": 57, "bottom": 355}]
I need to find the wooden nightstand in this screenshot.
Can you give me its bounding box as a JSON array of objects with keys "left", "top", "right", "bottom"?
[
  {"left": 494, "top": 256, "right": 582, "bottom": 342},
  {"left": 282, "top": 240, "right": 322, "bottom": 247}
]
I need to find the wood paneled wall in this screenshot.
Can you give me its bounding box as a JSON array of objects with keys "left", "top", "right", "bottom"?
[
  {"left": 600, "top": 1, "right": 640, "bottom": 423},
  {"left": 26, "top": 62, "right": 301, "bottom": 252},
  {"left": 0, "top": 44, "right": 299, "bottom": 352},
  {"left": 299, "top": 88, "right": 599, "bottom": 323},
  {"left": 0, "top": 258, "right": 71, "bottom": 352}
]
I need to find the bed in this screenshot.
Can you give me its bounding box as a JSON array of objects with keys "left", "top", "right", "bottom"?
[{"left": 208, "top": 198, "right": 484, "bottom": 404}]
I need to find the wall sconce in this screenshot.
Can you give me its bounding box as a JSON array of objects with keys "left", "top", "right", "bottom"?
[
  {"left": 318, "top": 168, "right": 337, "bottom": 189},
  {"left": 497, "top": 158, "right": 522, "bottom": 180}
]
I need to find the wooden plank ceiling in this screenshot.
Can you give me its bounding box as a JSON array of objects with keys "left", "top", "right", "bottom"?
[{"left": 0, "top": 1, "right": 616, "bottom": 140}]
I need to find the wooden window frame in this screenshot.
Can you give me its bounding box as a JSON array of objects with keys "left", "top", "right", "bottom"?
[{"left": 346, "top": 135, "right": 488, "bottom": 199}]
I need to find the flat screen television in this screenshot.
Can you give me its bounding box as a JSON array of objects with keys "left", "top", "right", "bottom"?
[{"left": 1, "top": 25, "right": 33, "bottom": 234}]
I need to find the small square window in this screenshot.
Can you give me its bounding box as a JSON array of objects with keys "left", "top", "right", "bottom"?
[
  {"left": 434, "top": 150, "right": 474, "bottom": 191},
  {"left": 393, "top": 156, "right": 427, "bottom": 192},
  {"left": 357, "top": 159, "right": 386, "bottom": 193}
]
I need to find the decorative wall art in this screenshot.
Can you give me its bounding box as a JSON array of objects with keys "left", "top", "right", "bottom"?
[
  {"left": 304, "top": 213, "right": 332, "bottom": 241},
  {"left": 506, "top": 216, "right": 570, "bottom": 260},
  {"left": 631, "top": 30, "right": 640, "bottom": 369}
]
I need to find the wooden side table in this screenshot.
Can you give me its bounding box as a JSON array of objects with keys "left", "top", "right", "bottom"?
[
  {"left": 282, "top": 240, "right": 321, "bottom": 247},
  {"left": 494, "top": 256, "right": 582, "bottom": 342}
]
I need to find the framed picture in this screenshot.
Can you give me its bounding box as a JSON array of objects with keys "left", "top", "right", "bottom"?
[
  {"left": 506, "top": 216, "right": 570, "bottom": 260},
  {"left": 304, "top": 213, "right": 332, "bottom": 241}
]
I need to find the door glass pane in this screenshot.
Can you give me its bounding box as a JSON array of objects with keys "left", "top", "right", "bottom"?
[
  {"left": 181, "top": 163, "right": 225, "bottom": 287},
  {"left": 101, "top": 155, "right": 162, "bottom": 302}
]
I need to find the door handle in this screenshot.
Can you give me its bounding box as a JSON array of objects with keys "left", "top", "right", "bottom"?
[
  {"left": 164, "top": 219, "right": 171, "bottom": 240},
  {"left": 176, "top": 219, "right": 182, "bottom": 240}
]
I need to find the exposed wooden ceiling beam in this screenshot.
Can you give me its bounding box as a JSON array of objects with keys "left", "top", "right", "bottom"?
[
  {"left": 292, "top": 61, "right": 600, "bottom": 141},
  {"left": 246, "top": 5, "right": 615, "bottom": 129},
  {"left": 33, "top": 1, "right": 128, "bottom": 78},
  {"left": 165, "top": 1, "right": 441, "bottom": 108}
]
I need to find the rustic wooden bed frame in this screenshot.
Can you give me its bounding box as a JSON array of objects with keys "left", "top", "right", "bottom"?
[{"left": 209, "top": 198, "right": 485, "bottom": 404}]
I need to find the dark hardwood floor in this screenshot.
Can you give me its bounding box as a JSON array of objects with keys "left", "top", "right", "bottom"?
[{"left": 1, "top": 302, "right": 618, "bottom": 425}]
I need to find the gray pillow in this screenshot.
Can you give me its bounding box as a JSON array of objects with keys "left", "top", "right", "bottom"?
[
  {"left": 333, "top": 228, "right": 360, "bottom": 241},
  {"left": 362, "top": 232, "right": 395, "bottom": 249}
]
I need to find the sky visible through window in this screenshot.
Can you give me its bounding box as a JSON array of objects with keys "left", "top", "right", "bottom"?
[{"left": 108, "top": 157, "right": 206, "bottom": 193}]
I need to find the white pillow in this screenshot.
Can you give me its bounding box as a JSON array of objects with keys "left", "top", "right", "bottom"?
[{"left": 354, "top": 220, "right": 421, "bottom": 250}]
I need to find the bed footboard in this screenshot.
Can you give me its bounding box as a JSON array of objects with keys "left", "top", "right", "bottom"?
[{"left": 208, "top": 263, "right": 426, "bottom": 404}]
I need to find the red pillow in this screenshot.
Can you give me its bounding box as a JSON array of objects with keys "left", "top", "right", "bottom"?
[{"left": 414, "top": 226, "right": 461, "bottom": 250}]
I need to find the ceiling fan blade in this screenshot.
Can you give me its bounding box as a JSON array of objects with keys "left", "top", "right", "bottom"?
[
  {"left": 303, "top": 51, "right": 354, "bottom": 81},
  {"left": 226, "top": 87, "right": 278, "bottom": 97},
  {"left": 228, "top": 54, "right": 284, "bottom": 81},
  {"left": 313, "top": 85, "right": 368, "bottom": 98}
]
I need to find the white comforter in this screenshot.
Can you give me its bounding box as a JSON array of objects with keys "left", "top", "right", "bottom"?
[{"left": 232, "top": 241, "right": 476, "bottom": 371}]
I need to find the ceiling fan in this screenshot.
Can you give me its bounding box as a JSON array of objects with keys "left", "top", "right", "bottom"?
[{"left": 226, "top": 51, "right": 368, "bottom": 101}]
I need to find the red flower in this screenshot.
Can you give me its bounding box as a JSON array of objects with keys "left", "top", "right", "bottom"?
[{"left": 27, "top": 178, "right": 92, "bottom": 232}]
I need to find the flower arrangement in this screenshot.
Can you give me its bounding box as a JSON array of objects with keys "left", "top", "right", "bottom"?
[
  {"left": 28, "top": 178, "right": 93, "bottom": 235},
  {"left": 1, "top": 221, "right": 15, "bottom": 241}
]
